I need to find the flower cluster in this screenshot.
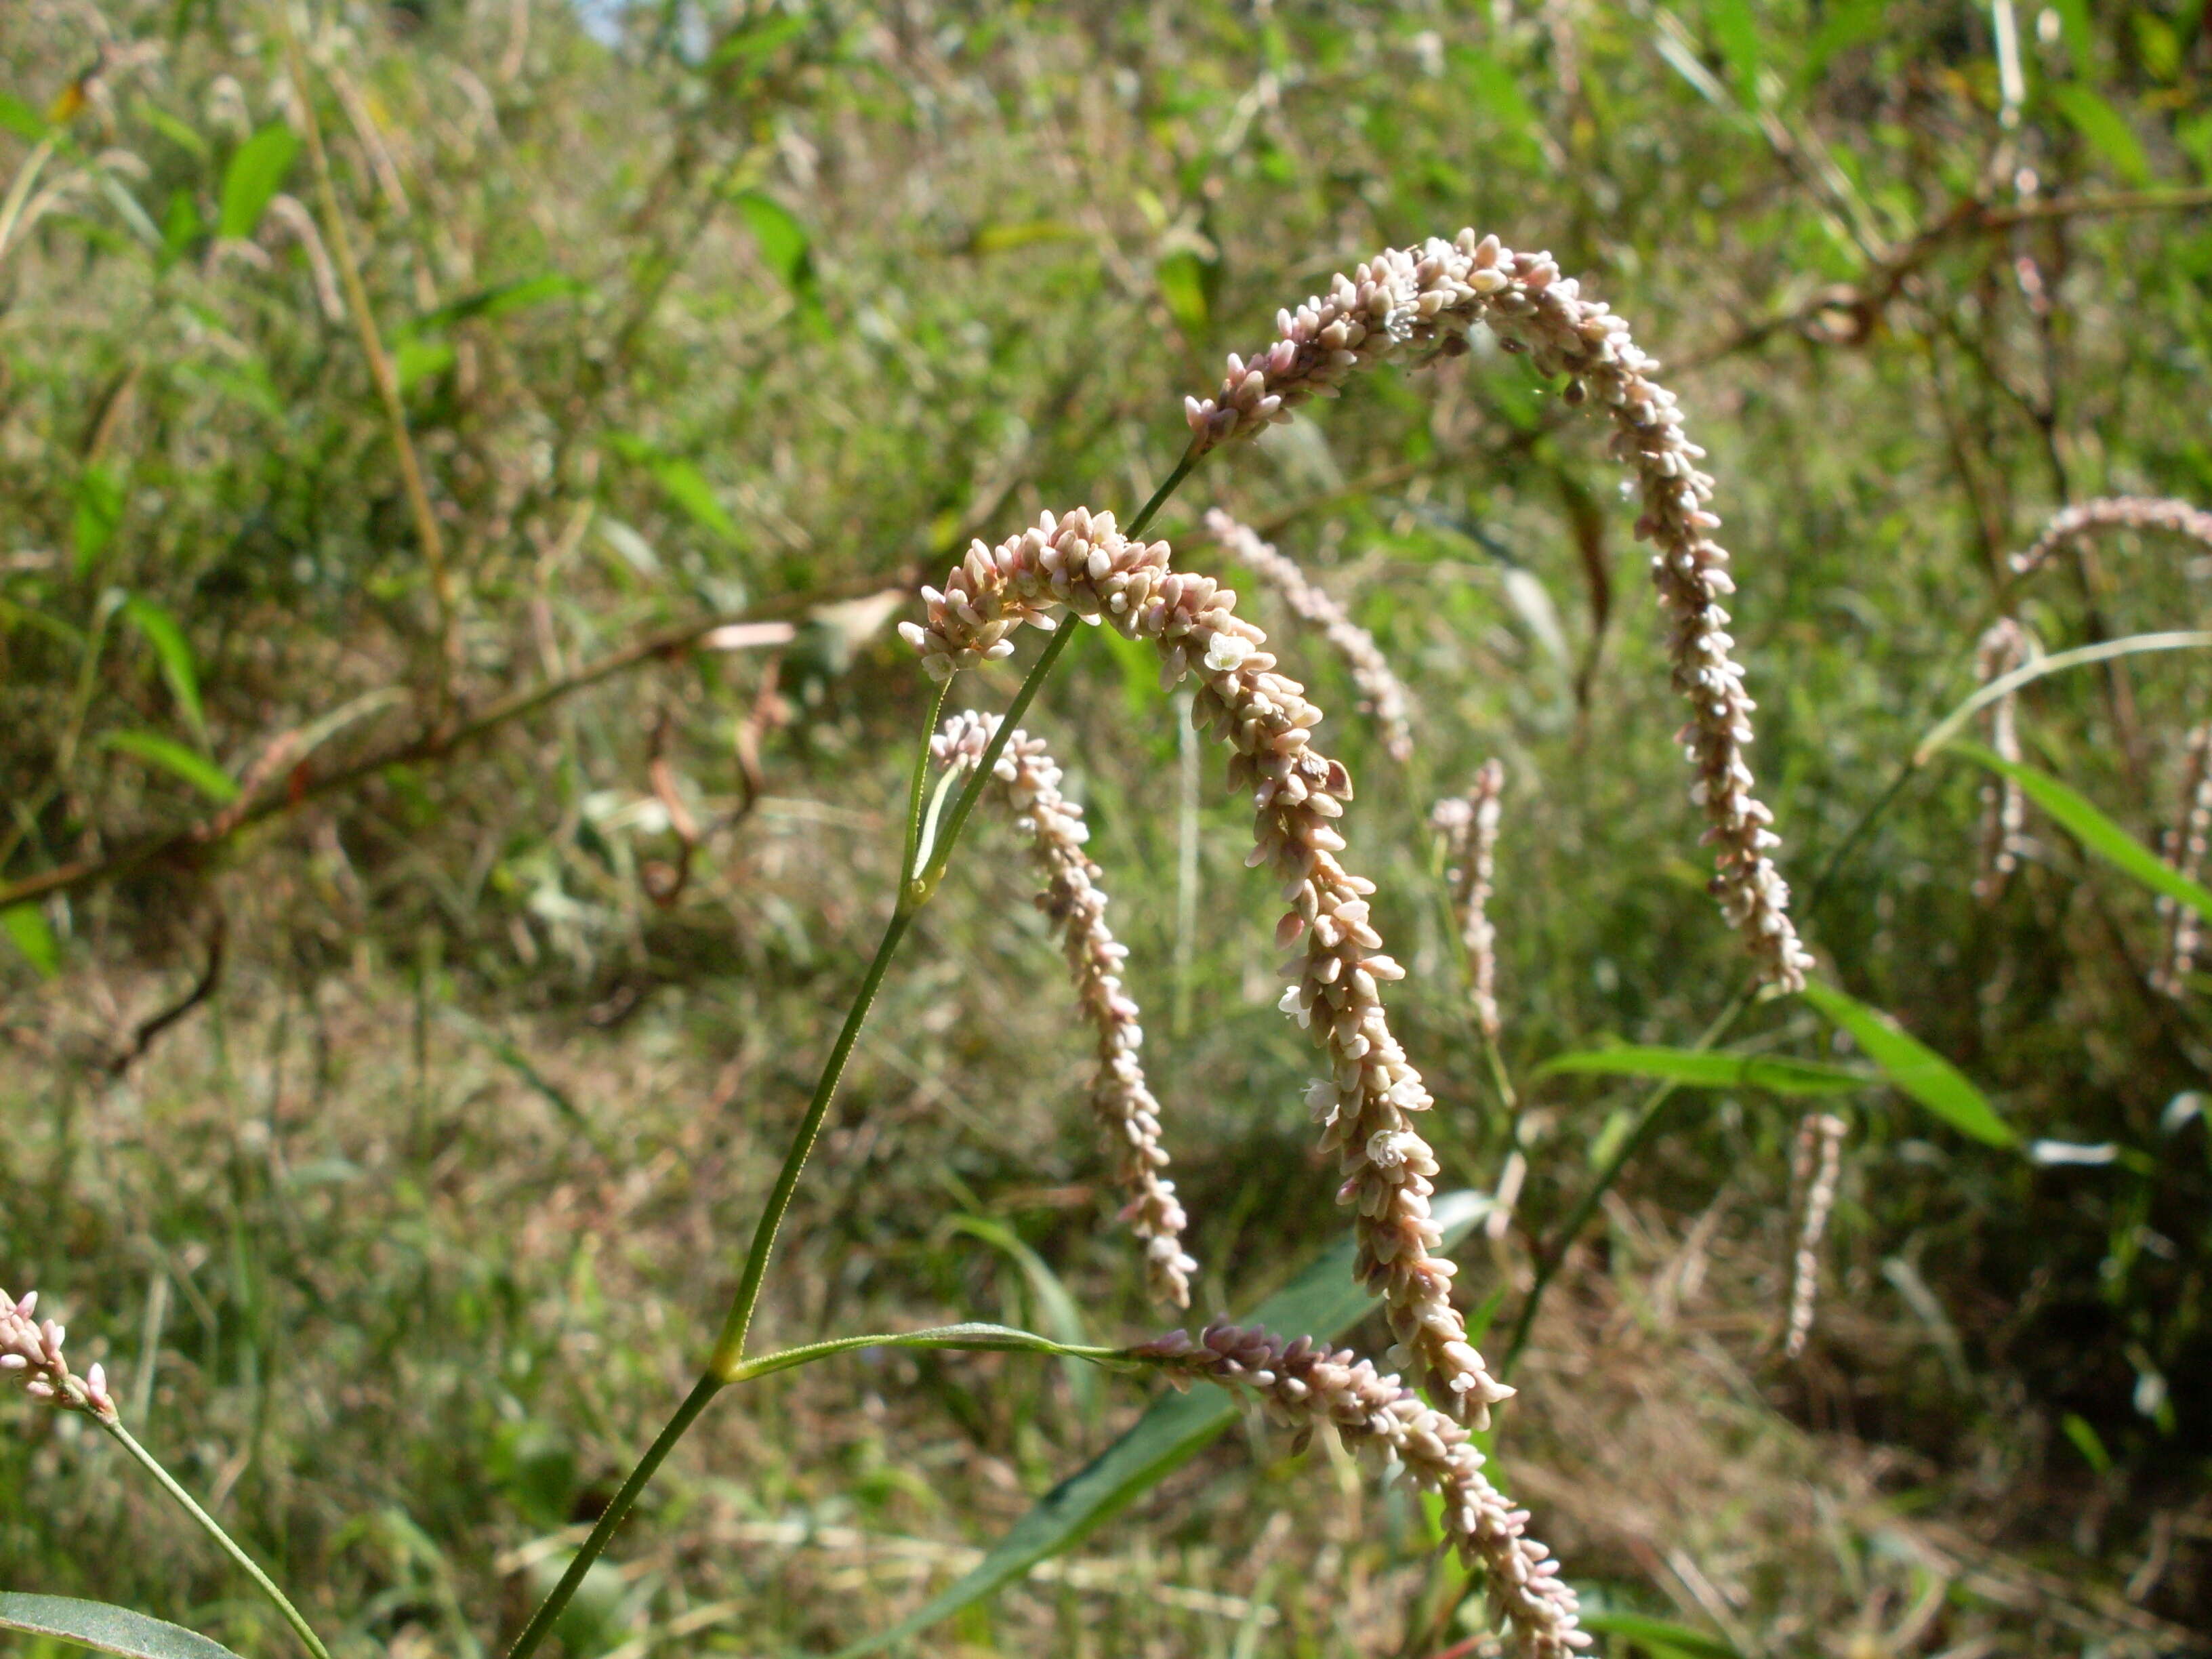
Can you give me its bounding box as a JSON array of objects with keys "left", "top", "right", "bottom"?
[
  {"left": 1207, "top": 510, "right": 1414, "bottom": 762},
  {"left": 933, "top": 710, "right": 1198, "bottom": 1307},
  {"left": 1433, "top": 760, "right": 1507, "bottom": 1043},
  {"left": 1972, "top": 618, "right": 2034, "bottom": 904},
  {"left": 2154, "top": 723, "right": 2212, "bottom": 1000},
  {"left": 1184, "top": 230, "right": 1812, "bottom": 990},
  {"left": 2, "top": 1286, "right": 117, "bottom": 1420},
  {"left": 1136, "top": 1321, "right": 1587, "bottom": 1658},
  {"left": 1784, "top": 1115, "right": 1846, "bottom": 1359},
  {"left": 2011, "top": 495, "right": 2212, "bottom": 577},
  {"left": 902, "top": 508, "right": 1510, "bottom": 1425}
]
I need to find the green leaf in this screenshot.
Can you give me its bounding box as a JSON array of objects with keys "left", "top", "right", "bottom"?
[
  {"left": 0, "top": 1593, "right": 246, "bottom": 1659},
  {"left": 609, "top": 435, "right": 739, "bottom": 546},
  {"left": 1706, "top": 0, "right": 1763, "bottom": 110},
  {"left": 1799, "top": 981, "right": 2015, "bottom": 1147},
  {"left": 1950, "top": 741, "right": 2212, "bottom": 920},
  {"left": 1797, "top": 0, "right": 1887, "bottom": 85},
  {"left": 0, "top": 91, "right": 49, "bottom": 142},
  {"left": 1155, "top": 248, "right": 1211, "bottom": 340},
  {"left": 103, "top": 730, "right": 240, "bottom": 804},
  {"left": 1537, "top": 1044, "right": 1874, "bottom": 1095},
  {"left": 73, "top": 463, "right": 126, "bottom": 573},
  {"left": 2049, "top": 85, "right": 2151, "bottom": 186},
  {"left": 707, "top": 13, "right": 807, "bottom": 69},
  {"left": 217, "top": 123, "right": 299, "bottom": 240},
  {"left": 409, "top": 272, "right": 585, "bottom": 335},
  {"left": 832, "top": 1190, "right": 1494, "bottom": 1658},
  {"left": 121, "top": 597, "right": 207, "bottom": 745},
  {"left": 733, "top": 190, "right": 817, "bottom": 300},
  {"left": 2060, "top": 1411, "right": 2112, "bottom": 1477},
  {"left": 160, "top": 187, "right": 203, "bottom": 268},
  {"left": 1582, "top": 1610, "right": 1742, "bottom": 1659},
  {"left": 2, "top": 905, "right": 60, "bottom": 977},
  {"left": 394, "top": 338, "right": 456, "bottom": 390},
  {"left": 726, "top": 1322, "right": 1124, "bottom": 1385},
  {"left": 943, "top": 1214, "right": 1101, "bottom": 1429}
]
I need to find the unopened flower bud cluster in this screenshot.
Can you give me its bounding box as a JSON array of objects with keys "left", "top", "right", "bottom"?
[
  {"left": 1207, "top": 510, "right": 1414, "bottom": 762},
  {"left": 1135, "top": 1322, "right": 1587, "bottom": 1658},
  {"left": 1185, "top": 230, "right": 1811, "bottom": 990},
  {"left": 903, "top": 508, "right": 1509, "bottom": 1426},
  {"left": 2, "top": 1286, "right": 117, "bottom": 1421},
  {"left": 1972, "top": 618, "right": 2033, "bottom": 904},
  {"left": 2154, "top": 723, "right": 2212, "bottom": 1000},
  {"left": 2011, "top": 495, "right": 2212, "bottom": 577},
  {"left": 1433, "top": 760, "right": 1507, "bottom": 1042},
  {"left": 933, "top": 710, "right": 1199, "bottom": 1308}
]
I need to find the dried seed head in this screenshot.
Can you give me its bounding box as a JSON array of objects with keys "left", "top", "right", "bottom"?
[
  {"left": 1972, "top": 619, "right": 2035, "bottom": 904},
  {"left": 906, "top": 510, "right": 1507, "bottom": 1423},
  {"left": 934, "top": 711, "right": 1198, "bottom": 1308},
  {"left": 1183, "top": 231, "right": 1811, "bottom": 991},
  {"left": 1208, "top": 511, "right": 1414, "bottom": 762},
  {"left": 1, "top": 1285, "right": 118, "bottom": 1422},
  {"left": 2010, "top": 495, "right": 2212, "bottom": 577},
  {"left": 1784, "top": 1115, "right": 1847, "bottom": 1359},
  {"left": 2154, "top": 723, "right": 2212, "bottom": 1000},
  {"left": 1142, "top": 1320, "right": 1587, "bottom": 1658},
  {"left": 1433, "top": 761, "right": 1507, "bottom": 1042}
]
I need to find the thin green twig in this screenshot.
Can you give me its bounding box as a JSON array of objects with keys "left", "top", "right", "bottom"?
[{"left": 99, "top": 1416, "right": 331, "bottom": 1659}]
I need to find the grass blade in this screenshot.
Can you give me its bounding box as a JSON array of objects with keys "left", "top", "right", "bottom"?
[
  {"left": 831, "top": 1189, "right": 1494, "bottom": 1658},
  {"left": 1537, "top": 1044, "right": 1873, "bottom": 1094},
  {"left": 1800, "top": 980, "right": 2014, "bottom": 1147},
  {"left": 1950, "top": 741, "right": 2212, "bottom": 918},
  {"left": 103, "top": 730, "right": 240, "bottom": 804},
  {"left": 0, "top": 1593, "right": 245, "bottom": 1659},
  {"left": 217, "top": 123, "right": 298, "bottom": 241},
  {"left": 122, "top": 596, "right": 207, "bottom": 745}
]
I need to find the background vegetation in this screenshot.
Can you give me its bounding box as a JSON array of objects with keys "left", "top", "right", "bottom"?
[{"left": 3, "top": 0, "right": 2210, "bottom": 1654}]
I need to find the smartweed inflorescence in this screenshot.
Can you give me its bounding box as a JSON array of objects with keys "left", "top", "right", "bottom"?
[
  {"left": 1136, "top": 1322, "right": 1587, "bottom": 1656},
  {"left": 1433, "top": 760, "right": 1508, "bottom": 1045},
  {"left": 1972, "top": 618, "right": 2034, "bottom": 904},
  {"left": 1783, "top": 1115, "right": 1846, "bottom": 1359},
  {"left": 1184, "top": 230, "right": 1813, "bottom": 991},
  {"left": 902, "top": 506, "right": 1512, "bottom": 1425},
  {"left": 2010, "top": 495, "right": 2212, "bottom": 577},
  {"left": 1208, "top": 510, "right": 1415, "bottom": 763},
  {"left": 2155, "top": 723, "right": 2212, "bottom": 999},
  {"left": 1, "top": 1286, "right": 116, "bottom": 1420},
  {"left": 932, "top": 710, "right": 1199, "bottom": 1307}
]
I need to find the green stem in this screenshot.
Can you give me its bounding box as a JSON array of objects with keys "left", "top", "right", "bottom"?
[
  {"left": 504, "top": 1374, "right": 720, "bottom": 1659},
  {"left": 707, "top": 901, "right": 919, "bottom": 1376},
  {"left": 98, "top": 1416, "right": 331, "bottom": 1659},
  {"left": 1499, "top": 981, "right": 1753, "bottom": 1376},
  {"left": 508, "top": 445, "right": 1207, "bottom": 1659},
  {"left": 1128, "top": 447, "right": 1198, "bottom": 540}
]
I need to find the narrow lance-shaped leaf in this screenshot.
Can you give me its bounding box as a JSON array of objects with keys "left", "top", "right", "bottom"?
[
  {"left": 0, "top": 1593, "right": 247, "bottom": 1659},
  {"left": 218, "top": 123, "right": 299, "bottom": 241},
  {"left": 832, "top": 1189, "right": 1494, "bottom": 1658},
  {"left": 1799, "top": 980, "right": 2015, "bottom": 1147},
  {"left": 104, "top": 731, "right": 240, "bottom": 804},
  {"left": 122, "top": 597, "right": 207, "bottom": 745},
  {"left": 1537, "top": 1044, "right": 1875, "bottom": 1095},
  {"left": 1581, "top": 1610, "right": 1743, "bottom": 1659},
  {"left": 2, "top": 904, "right": 60, "bottom": 977},
  {"left": 1950, "top": 741, "right": 2212, "bottom": 920}
]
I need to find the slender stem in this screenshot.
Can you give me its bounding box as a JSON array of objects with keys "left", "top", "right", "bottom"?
[
  {"left": 1128, "top": 447, "right": 1199, "bottom": 540},
  {"left": 510, "top": 445, "right": 1206, "bottom": 1659},
  {"left": 504, "top": 1374, "right": 720, "bottom": 1659},
  {"left": 276, "top": 7, "right": 459, "bottom": 708},
  {"left": 98, "top": 1416, "right": 331, "bottom": 1659},
  {"left": 706, "top": 903, "right": 918, "bottom": 1376},
  {"left": 1499, "top": 982, "right": 1753, "bottom": 1376}
]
